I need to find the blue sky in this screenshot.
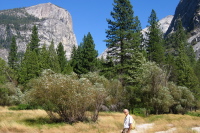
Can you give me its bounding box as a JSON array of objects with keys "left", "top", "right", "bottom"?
[{"left": 0, "top": 0, "right": 180, "bottom": 55}]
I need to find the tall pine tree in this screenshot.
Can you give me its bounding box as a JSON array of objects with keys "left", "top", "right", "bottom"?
[
  {"left": 145, "top": 9, "right": 165, "bottom": 64},
  {"left": 19, "top": 45, "right": 40, "bottom": 84},
  {"left": 48, "top": 40, "right": 61, "bottom": 73},
  {"left": 8, "top": 36, "right": 18, "bottom": 70},
  {"left": 18, "top": 26, "right": 40, "bottom": 84},
  {"left": 56, "top": 42, "right": 67, "bottom": 73},
  {"left": 174, "top": 20, "right": 198, "bottom": 92},
  {"left": 82, "top": 32, "right": 98, "bottom": 73},
  {"left": 105, "top": 0, "right": 143, "bottom": 86},
  {"left": 195, "top": 58, "right": 200, "bottom": 83},
  {"left": 39, "top": 44, "right": 50, "bottom": 71},
  {"left": 70, "top": 44, "right": 83, "bottom": 74},
  {"left": 29, "top": 25, "right": 40, "bottom": 54},
  {"left": 71, "top": 33, "right": 98, "bottom": 75}
]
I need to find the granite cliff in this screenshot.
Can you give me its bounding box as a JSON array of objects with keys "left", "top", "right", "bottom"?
[
  {"left": 166, "top": 0, "right": 200, "bottom": 59},
  {"left": 0, "top": 3, "right": 77, "bottom": 61}
]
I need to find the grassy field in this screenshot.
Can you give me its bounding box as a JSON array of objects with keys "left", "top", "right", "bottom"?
[{"left": 0, "top": 106, "right": 200, "bottom": 133}]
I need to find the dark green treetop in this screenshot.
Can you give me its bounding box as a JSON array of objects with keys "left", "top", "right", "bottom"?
[
  {"left": 71, "top": 33, "right": 98, "bottom": 75},
  {"left": 81, "top": 32, "right": 98, "bottom": 73},
  {"left": 174, "top": 20, "right": 198, "bottom": 92},
  {"left": 29, "top": 25, "right": 40, "bottom": 53},
  {"left": 38, "top": 44, "right": 50, "bottom": 71},
  {"left": 105, "top": 0, "right": 143, "bottom": 86},
  {"left": 145, "top": 9, "right": 165, "bottom": 64},
  {"left": 56, "top": 42, "right": 67, "bottom": 73},
  {"left": 48, "top": 40, "right": 61, "bottom": 73},
  {"left": 8, "top": 36, "right": 18, "bottom": 70}
]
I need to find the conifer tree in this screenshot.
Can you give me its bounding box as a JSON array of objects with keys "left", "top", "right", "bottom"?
[
  {"left": 174, "top": 20, "right": 198, "bottom": 92},
  {"left": 18, "top": 45, "right": 39, "bottom": 84},
  {"left": 70, "top": 45, "right": 78, "bottom": 69},
  {"left": 71, "top": 33, "right": 98, "bottom": 75},
  {"left": 48, "top": 40, "right": 61, "bottom": 73},
  {"left": 8, "top": 36, "right": 18, "bottom": 70},
  {"left": 82, "top": 32, "right": 98, "bottom": 73},
  {"left": 39, "top": 44, "right": 50, "bottom": 71},
  {"left": 70, "top": 44, "right": 84, "bottom": 75},
  {"left": 195, "top": 58, "right": 200, "bottom": 83},
  {"left": 145, "top": 9, "right": 165, "bottom": 64},
  {"left": 29, "top": 25, "right": 40, "bottom": 54},
  {"left": 56, "top": 42, "right": 67, "bottom": 73},
  {"left": 105, "top": 0, "right": 143, "bottom": 86},
  {"left": 186, "top": 45, "right": 196, "bottom": 67},
  {"left": 100, "top": 56, "right": 116, "bottom": 79},
  {"left": 18, "top": 25, "right": 40, "bottom": 84},
  {"left": 63, "top": 62, "right": 73, "bottom": 74}
]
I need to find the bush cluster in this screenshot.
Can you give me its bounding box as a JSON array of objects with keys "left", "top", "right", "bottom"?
[{"left": 25, "top": 70, "right": 115, "bottom": 123}]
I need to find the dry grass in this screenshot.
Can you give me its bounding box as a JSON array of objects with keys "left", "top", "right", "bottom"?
[
  {"left": 0, "top": 106, "right": 200, "bottom": 133},
  {"left": 145, "top": 113, "right": 200, "bottom": 133}
]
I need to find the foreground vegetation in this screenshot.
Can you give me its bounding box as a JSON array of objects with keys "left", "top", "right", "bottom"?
[{"left": 0, "top": 106, "right": 199, "bottom": 133}]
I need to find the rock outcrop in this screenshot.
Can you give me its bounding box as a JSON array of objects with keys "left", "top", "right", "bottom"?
[
  {"left": 0, "top": 3, "right": 77, "bottom": 60},
  {"left": 0, "top": 48, "right": 8, "bottom": 62},
  {"left": 166, "top": 0, "right": 200, "bottom": 59},
  {"left": 166, "top": 0, "right": 200, "bottom": 34}
]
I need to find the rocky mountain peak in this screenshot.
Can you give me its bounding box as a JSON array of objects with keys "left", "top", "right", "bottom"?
[
  {"left": 0, "top": 3, "right": 77, "bottom": 60},
  {"left": 25, "top": 3, "right": 72, "bottom": 26}
]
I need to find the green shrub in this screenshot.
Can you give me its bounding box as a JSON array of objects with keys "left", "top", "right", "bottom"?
[
  {"left": 25, "top": 70, "right": 108, "bottom": 123},
  {"left": 0, "top": 87, "right": 10, "bottom": 106},
  {"left": 186, "top": 111, "right": 200, "bottom": 117},
  {"left": 133, "top": 108, "right": 146, "bottom": 117}
]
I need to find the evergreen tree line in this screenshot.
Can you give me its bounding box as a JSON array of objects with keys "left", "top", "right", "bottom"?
[{"left": 0, "top": 0, "right": 200, "bottom": 119}]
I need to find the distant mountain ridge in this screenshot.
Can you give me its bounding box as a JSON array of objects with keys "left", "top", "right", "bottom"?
[{"left": 0, "top": 3, "right": 77, "bottom": 61}]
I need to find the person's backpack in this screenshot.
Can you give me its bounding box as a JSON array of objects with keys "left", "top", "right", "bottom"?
[{"left": 130, "top": 116, "right": 136, "bottom": 130}]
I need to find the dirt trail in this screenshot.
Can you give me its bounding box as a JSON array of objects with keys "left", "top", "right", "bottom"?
[
  {"left": 131, "top": 123, "right": 154, "bottom": 133},
  {"left": 131, "top": 123, "right": 200, "bottom": 133}
]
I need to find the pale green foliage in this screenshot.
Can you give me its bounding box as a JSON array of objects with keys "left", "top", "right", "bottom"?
[
  {"left": 0, "top": 58, "right": 21, "bottom": 106},
  {"left": 178, "top": 86, "right": 195, "bottom": 111},
  {"left": 0, "top": 58, "right": 8, "bottom": 84},
  {"left": 105, "top": 79, "right": 125, "bottom": 110},
  {"left": 0, "top": 82, "right": 23, "bottom": 105},
  {"left": 26, "top": 70, "right": 109, "bottom": 123},
  {"left": 81, "top": 72, "right": 125, "bottom": 111},
  {"left": 81, "top": 72, "right": 109, "bottom": 86},
  {"left": 167, "top": 82, "right": 195, "bottom": 114},
  {"left": 139, "top": 62, "right": 173, "bottom": 114},
  {"left": 81, "top": 72, "right": 109, "bottom": 121},
  {"left": 138, "top": 62, "right": 195, "bottom": 114},
  {"left": 26, "top": 69, "right": 92, "bottom": 123}
]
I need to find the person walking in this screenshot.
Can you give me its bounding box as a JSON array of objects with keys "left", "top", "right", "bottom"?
[{"left": 121, "top": 109, "right": 134, "bottom": 133}]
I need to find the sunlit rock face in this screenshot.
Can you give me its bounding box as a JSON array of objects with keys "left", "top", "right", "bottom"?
[{"left": 0, "top": 3, "right": 77, "bottom": 60}]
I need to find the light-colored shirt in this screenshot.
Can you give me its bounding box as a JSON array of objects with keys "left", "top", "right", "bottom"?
[{"left": 124, "top": 114, "right": 133, "bottom": 128}]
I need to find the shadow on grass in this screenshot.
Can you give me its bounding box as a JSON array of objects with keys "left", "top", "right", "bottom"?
[{"left": 23, "top": 117, "right": 66, "bottom": 127}]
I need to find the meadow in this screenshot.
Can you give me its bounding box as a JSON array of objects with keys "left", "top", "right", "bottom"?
[{"left": 0, "top": 106, "right": 200, "bottom": 133}]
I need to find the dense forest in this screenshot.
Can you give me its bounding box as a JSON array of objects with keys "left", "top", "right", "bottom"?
[{"left": 0, "top": 0, "right": 200, "bottom": 123}]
